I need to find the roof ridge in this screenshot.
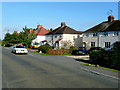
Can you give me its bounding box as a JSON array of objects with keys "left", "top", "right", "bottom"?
[
  {"left": 53, "top": 27, "right": 61, "bottom": 34},
  {"left": 63, "top": 26, "right": 67, "bottom": 34},
  {"left": 102, "top": 21, "right": 115, "bottom": 32}
]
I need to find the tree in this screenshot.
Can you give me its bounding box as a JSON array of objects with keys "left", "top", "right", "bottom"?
[
  {"left": 60, "top": 40, "right": 74, "bottom": 49},
  {"left": 48, "top": 28, "right": 53, "bottom": 32},
  {"left": 2, "top": 33, "right": 12, "bottom": 46},
  {"left": 10, "top": 32, "right": 20, "bottom": 44},
  {"left": 19, "top": 26, "right": 36, "bottom": 47}
]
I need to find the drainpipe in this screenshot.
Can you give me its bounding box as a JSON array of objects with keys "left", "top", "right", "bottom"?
[
  {"left": 97, "top": 32, "right": 99, "bottom": 47},
  {"left": 52, "top": 34, "right": 54, "bottom": 48}
]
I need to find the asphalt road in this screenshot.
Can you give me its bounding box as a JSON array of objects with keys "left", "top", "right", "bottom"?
[{"left": 2, "top": 47, "right": 119, "bottom": 88}]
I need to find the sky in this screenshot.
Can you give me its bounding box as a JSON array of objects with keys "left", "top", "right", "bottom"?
[{"left": 1, "top": 1, "right": 119, "bottom": 39}]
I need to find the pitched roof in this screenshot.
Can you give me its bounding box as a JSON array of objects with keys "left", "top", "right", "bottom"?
[
  {"left": 84, "top": 20, "right": 120, "bottom": 33},
  {"left": 46, "top": 25, "right": 82, "bottom": 35},
  {"left": 36, "top": 27, "right": 49, "bottom": 35},
  {"left": 29, "top": 25, "right": 49, "bottom": 35}
]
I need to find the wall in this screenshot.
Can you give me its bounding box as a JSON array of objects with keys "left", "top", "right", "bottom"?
[
  {"left": 31, "top": 35, "right": 45, "bottom": 45},
  {"left": 45, "top": 34, "right": 81, "bottom": 48},
  {"left": 83, "top": 31, "right": 120, "bottom": 48}
]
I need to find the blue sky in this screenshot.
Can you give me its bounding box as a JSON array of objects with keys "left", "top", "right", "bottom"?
[{"left": 1, "top": 2, "right": 118, "bottom": 39}]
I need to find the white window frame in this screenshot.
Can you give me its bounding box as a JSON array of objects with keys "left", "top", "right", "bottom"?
[
  {"left": 113, "top": 31, "right": 119, "bottom": 36},
  {"left": 103, "top": 32, "right": 108, "bottom": 36},
  {"left": 93, "top": 32, "right": 98, "bottom": 37},
  {"left": 91, "top": 42, "right": 95, "bottom": 47},
  {"left": 105, "top": 42, "right": 111, "bottom": 48}
]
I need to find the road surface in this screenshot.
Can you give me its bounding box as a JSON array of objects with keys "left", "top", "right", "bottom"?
[{"left": 2, "top": 47, "right": 119, "bottom": 88}]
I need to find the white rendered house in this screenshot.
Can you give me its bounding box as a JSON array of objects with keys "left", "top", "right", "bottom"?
[
  {"left": 82, "top": 15, "right": 120, "bottom": 49},
  {"left": 30, "top": 25, "right": 49, "bottom": 47},
  {"left": 45, "top": 22, "right": 82, "bottom": 49}
]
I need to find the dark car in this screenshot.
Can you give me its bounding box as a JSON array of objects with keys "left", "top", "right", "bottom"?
[
  {"left": 72, "top": 47, "right": 88, "bottom": 55},
  {"left": 88, "top": 47, "right": 104, "bottom": 53}
]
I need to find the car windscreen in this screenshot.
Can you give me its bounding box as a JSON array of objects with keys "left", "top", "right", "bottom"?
[
  {"left": 16, "top": 45, "right": 25, "bottom": 48},
  {"left": 79, "top": 47, "right": 86, "bottom": 50},
  {"left": 33, "top": 43, "right": 39, "bottom": 45}
]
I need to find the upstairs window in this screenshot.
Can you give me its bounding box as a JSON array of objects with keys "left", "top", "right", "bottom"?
[
  {"left": 103, "top": 32, "right": 108, "bottom": 36},
  {"left": 73, "top": 36, "right": 75, "bottom": 40},
  {"left": 77, "top": 35, "right": 80, "bottom": 38},
  {"left": 86, "top": 33, "right": 89, "bottom": 37},
  {"left": 59, "top": 35, "right": 62, "bottom": 38},
  {"left": 114, "top": 31, "right": 119, "bottom": 36},
  {"left": 93, "top": 33, "right": 98, "bottom": 36},
  {"left": 55, "top": 36, "right": 57, "bottom": 38}
]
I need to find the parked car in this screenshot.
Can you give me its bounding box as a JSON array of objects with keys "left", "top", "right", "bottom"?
[
  {"left": 11, "top": 45, "right": 28, "bottom": 54},
  {"left": 103, "top": 48, "right": 113, "bottom": 52},
  {"left": 88, "top": 47, "right": 104, "bottom": 53},
  {"left": 72, "top": 47, "right": 88, "bottom": 55},
  {"left": 30, "top": 43, "right": 40, "bottom": 49}
]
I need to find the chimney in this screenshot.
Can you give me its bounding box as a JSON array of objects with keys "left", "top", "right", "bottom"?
[
  {"left": 37, "top": 25, "right": 42, "bottom": 29},
  {"left": 29, "top": 29, "right": 33, "bottom": 33},
  {"left": 108, "top": 15, "right": 114, "bottom": 22},
  {"left": 61, "top": 22, "right": 66, "bottom": 27}
]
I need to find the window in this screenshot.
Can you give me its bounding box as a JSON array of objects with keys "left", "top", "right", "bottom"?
[
  {"left": 55, "top": 36, "right": 57, "bottom": 38},
  {"left": 59, "top": 35, "right": 62, "bottom": 38},
  {"left": 105, "top": 42, "right": 111, "bottom": 48},
  {"left": 91, "top": 42, "right": 95, "bottom": 47},
  {"left": 73, "top": 36, "right": 75, "bottom": 40},
  {"left": 77, "top": 35, "right": 80, "bottom": 38},
  {"left": 114, "top": 31, "right": 119, "bottom": 36},
  {"left": 103, "top": 32, "right": 108, "bottom": 36},
  {"left": 93, "top": 33, "right": 98, "bottom": 36},
  {"left": 86, "top": 33, "right": 89, "bottom": 37}
]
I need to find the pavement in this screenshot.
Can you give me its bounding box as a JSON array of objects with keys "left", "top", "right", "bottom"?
[{"left": 2, "top": 46, "right": 120, "bottom": 88}]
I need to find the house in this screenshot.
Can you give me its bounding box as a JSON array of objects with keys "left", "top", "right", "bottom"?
[
  {"left": 82, "top": 15, "right": 120, "bottom": 49},
  {"left": 30, "top": 25, "right": 49, "bottom": 48},
  {"left": 45, "top": 22, "right": 82, "bottom": 49}
]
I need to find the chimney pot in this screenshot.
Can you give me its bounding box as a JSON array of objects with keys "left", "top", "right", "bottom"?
[
  {"left": 61, "top": 22, "right": 66, "bottom": 27},
  {"left": 37, "top": 25, "right": 42, "bottom": 29},
  {"left": 108, "top": 15, "right": 114, "bottom": 22}
]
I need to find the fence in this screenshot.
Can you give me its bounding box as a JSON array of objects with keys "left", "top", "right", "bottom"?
[
  {"left": 48, "top": 49, "right": 63, "bottom": 55},
  {"left": 48, "top": 49, "right": 71, "bottom": 55}
]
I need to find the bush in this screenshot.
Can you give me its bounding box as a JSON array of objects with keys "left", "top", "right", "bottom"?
[
  {"left": 69, "top": 46, "right": 77, "bottom": 53},
  {"left": 89, "top": 41, "right": 120, "bottom": 70},
  {"left": 38, "top": 45, "right": 52, "bottom": 54}
]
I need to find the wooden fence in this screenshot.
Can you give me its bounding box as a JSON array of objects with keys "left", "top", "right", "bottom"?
[{"left": 48, "top": 49, "right": 71, "bottom": 55}]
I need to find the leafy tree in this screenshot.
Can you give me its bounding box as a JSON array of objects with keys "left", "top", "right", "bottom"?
[
  {"left": 2, "top": 26, "right": 36, "bottom": 47},
  {"left": 19, "top": 26, "right": 36, "bottom": 47},
  {"left": 60, "top": 40, "right": 73, "bottom": 49},
  {"left": 2, "top": 33, "right": 12, "bottom": 46},
  {"left": 10, "top": 32, "right": 20, "bottom": 44},
  {"left": 48, "top": 28, "right": 53, "bottom": 32}
]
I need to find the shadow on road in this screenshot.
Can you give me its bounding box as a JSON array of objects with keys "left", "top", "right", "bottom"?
[{"left": 74, "top": 59, "right": 91, "bottom": 64}]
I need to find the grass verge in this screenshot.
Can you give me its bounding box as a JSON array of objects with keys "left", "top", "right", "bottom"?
[{"left": 82, "top": 64, "right": 120, "bottom": 72}]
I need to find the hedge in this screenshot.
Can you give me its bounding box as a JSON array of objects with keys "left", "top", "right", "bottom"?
[{"left": 89, "top": 41, "right": 120, "bottom": 70}]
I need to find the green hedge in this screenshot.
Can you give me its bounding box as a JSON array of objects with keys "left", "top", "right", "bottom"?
[{"left": 89, "top": 41, "right": 120, "bottom": 70}]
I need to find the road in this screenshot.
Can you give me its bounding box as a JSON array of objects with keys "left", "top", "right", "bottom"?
[{"left": 2, "top": 47, "right": 119, "bottom": 88}]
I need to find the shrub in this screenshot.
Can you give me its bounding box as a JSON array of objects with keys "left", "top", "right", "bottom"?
[
  {"left": 89, "top": 41, "right": 120, "bottom": 70},
  {"left": 69, "top": 46, "right": 77, "bottom": 53},
  {"left": 38, "top": 45, "right": 52, "bottom": 54}
]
